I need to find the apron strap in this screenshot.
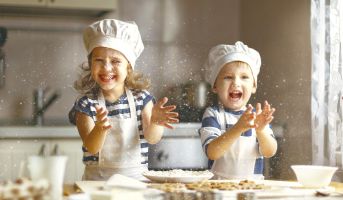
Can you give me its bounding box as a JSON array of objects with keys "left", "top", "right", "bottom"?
[
  {"left": 125, "top": 88, "right": 137, "bottom": 119},
  {"left": 125, "top": 88, "right": 139, "bottom": 134},
  {"left": 218, "top": 104, "right": 226, "bottom": 131},
  {"left": 96, "top": 88, "right": 138, "bottom": 133},
  {"left": 98, "top": 91, "right": 106, "bottom": 108},
  {"left": 97, "top": 88, "right": 137, "bottom": 119}
]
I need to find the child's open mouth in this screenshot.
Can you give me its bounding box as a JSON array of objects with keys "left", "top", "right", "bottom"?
[
  {"left": 99, "top": 74, "right": 116, "bottom": 82},
  {"left": 229, "top": 91, "right": 242, "bottom": 100}
]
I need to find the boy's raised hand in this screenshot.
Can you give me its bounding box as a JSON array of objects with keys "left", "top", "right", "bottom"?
[
  {"left": 151, "top": 97, "right": 179, "bottom": 129},
  {"left": 254, "top": 101, "right": 275, "bottom": 132},
  {"left": 95, "top": 105, "right": 112, "bottom": 130},
  {"left": 235, "top": 104, "right": 256, "bottom": 131}
]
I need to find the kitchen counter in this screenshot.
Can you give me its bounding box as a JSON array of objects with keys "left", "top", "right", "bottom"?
[
  {"left": 66, "top": 180, "right": 343, "bottom": 200},
  {"left": 0, "top": 126, "right": 79, "bottom": 138},
  {"left": 0, "top": 122, "right": 279, "bottom": 139},
  {"left": 0, "top": 122, "right": 202, "bottom": 139}
]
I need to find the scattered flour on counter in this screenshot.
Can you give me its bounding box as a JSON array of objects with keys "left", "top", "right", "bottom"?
[{"left": 143, "top": 169, "right": 212, "bottom": 177}]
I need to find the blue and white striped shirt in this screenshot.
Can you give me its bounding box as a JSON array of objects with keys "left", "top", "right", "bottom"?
[
  {"left": 199, "top": 105, "right": 272, "bottom": 174},
  {"left": 69, "top": 89, "right": 154, "bottom": 167}
]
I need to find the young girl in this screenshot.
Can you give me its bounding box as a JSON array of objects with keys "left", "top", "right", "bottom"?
[
  {"left": 69, "top": 19, "right": 179, "bottom": 180},
  {"left": 200, "top": 41, "right": 277, "bottom": 179}
]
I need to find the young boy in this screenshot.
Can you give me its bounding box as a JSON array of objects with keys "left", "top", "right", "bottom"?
[{"left": 199, "top": 41, "right": 277, "bottom": 179}]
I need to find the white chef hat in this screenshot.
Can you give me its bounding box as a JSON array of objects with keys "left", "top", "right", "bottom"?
[
  {"left": 83, "top": 19, "right": 144, "bottom": 69},
  {"left": 204, "top": 41, "right": 261, "bottom": 87}
]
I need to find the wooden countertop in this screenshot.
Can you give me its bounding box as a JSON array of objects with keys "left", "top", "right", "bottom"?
[{"left": 64, "top": 180, "right": 343, "bottom": 199}]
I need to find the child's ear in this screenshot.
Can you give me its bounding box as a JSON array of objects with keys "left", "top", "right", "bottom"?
[
  {"left": 126, "top": 64, "right": 133, "bottom": 74},
  {"left": 127, "top": 63, "right": 132, "bottom": 70},
  {"left": 212, "top": 86, "right": 218, "bottom": 94},
  {"left": 252, "top": 84, "right": 257, "bottom": 94}
]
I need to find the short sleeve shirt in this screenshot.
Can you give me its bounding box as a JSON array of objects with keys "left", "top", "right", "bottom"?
[
  {"left": 68, "top": 89, "right": 154, "bottom": 166},
  {"left": 199, "top": 105, "right": 273, "bottom": 174}
]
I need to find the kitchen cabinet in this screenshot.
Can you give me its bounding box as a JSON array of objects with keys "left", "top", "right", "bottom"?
[
  {"left": 0, "top": 0, "right": 117, "bottom": 16},
  {"left": 0, "top": 138, "right": 84, "bottom": 183},
  {"left": 0, "top": 0, "right": 117, "bottom": 10},
  {"left": 0, "top": 0, "right": 44, "bottom": 7},
  {"left": 47, "top": 0, "right": 117, "bottom": 10}
]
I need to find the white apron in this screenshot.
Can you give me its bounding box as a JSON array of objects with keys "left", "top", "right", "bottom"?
[
  {"left": 83, "top": 88, "right": 147, "bottom": 180},
  {"left": 211, "top": 106, "right": 260, "bottom": 180}
]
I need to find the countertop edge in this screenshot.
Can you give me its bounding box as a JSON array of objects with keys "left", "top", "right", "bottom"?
[{"left": 0, "top": 126, "right": 79, "bottom": 138}]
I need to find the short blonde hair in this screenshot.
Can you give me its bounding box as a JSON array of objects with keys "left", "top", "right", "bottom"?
[{"left": 74, "top": 54, "right": 150, "bottom": 96}]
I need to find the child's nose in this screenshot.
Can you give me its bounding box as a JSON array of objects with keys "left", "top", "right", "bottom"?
[
  {"left": 233, "top": 77, "right": 240, "bottom": 85},
  {"left": 103, "top": 61, "right": 112, "bottom": 71}
]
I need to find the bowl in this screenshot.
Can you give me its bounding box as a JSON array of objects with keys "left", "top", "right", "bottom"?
[{"left": 291, "top": 165, "right": 338, "bottom": 188}]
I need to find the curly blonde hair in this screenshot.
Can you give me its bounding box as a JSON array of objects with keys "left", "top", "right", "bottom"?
[{"left": 74, "top": 54, "right": 150, "bottom": 96}]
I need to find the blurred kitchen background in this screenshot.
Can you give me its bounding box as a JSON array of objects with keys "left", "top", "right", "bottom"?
[{"left": 0, "top": 0, "right": 340, "bottom": 182}]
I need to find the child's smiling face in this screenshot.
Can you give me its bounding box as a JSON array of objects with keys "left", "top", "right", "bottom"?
[
  {"left": 91, "top": 47, "right": 129, "bottom": 91},
  {"left": 213, "top": 61, "right": 256, "bottom": 111}
]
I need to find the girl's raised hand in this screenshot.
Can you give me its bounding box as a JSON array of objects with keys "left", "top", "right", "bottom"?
[
  {"left": 151, "top": 97, "right": 179, "bottom": 129},
  {"left": 235, "top": 104, "right": 256, "bottom": 131},
  {"left": 95, "top": 105, "right": 112, "bottom": 130},
  {"left": 255, "top": 101, "right": 275, "bottom": 132}
]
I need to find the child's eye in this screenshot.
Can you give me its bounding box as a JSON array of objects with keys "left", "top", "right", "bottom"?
[
  {"left": 224, "top": 76, "right": 233, "bottom": 80},
  {"left": 94, "top": 58, "right": 104, "bottom": 63},
  {"left": 242, "top": 75, "right": 250, "bottom": 79},
  {"left": 112, "top": 59, "right": 121, "bottom": 64}
]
